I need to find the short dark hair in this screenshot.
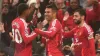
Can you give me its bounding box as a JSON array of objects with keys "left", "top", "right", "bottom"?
[
  {"left": 17, "top": 3, "right": 29, "bottom": 16},
  {"left": 74, "top": 9, "right": 86, "bottom": 16},
  {"left": 74, "top": 9, "right": 86, "bottom": 19},
  {"left": 46, "top": 3, "right": 57, "bottom": 12}
]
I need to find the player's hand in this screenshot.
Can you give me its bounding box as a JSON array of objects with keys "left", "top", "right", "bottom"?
[
  {"left": 42, "top": 19, "right": 48, "bottom": 26},
  {"left": 9, "top": 32, "right": 15, "bottom": 41},
  {"left": 28, "top": 23, "right": 36, "bottom": 31},
  {"left": 63, "top": 11, "right": 69, "bottom": 21},
  {"left": 37, "top": 22, "right": 43, "bottom": 30}
]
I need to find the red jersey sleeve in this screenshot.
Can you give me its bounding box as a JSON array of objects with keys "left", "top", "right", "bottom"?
[
  {"left": 82, "top": 24, "right": 96, "bottom": 56},
  {"left": 63, "top": 28, "right": 75, "bottom": 38},
  {"left": 20, "top": 21, "right": 38, "bottom": 44},
  {"left": 34, "top": 20, "right": 61, "bottom": 39}
]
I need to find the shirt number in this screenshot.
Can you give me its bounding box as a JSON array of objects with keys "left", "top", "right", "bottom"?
[{"left": 12, "top": 28, "right": 23, "bottom": 43}]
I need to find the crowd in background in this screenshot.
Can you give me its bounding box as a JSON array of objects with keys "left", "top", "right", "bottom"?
[{"left": 0, "top": 0, "right": 100, "bottom": 56}]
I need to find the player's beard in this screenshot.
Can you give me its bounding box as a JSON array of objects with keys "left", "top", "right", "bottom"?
[
  {"left": 74, "top": 19, "right": 81, "bottom": 25},
  {"left": 45, "top": 15, "right": 52, "bottom": 21}
]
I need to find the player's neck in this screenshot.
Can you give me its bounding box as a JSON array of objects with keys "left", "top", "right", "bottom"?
[
  {"left": 19, "top": 15, "right": 26, "bottom": 20},
  {"left": 49, "top": 18, "right": 55, "bottom": 24}
]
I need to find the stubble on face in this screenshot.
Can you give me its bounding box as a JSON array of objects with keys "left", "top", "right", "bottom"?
[
  {"left": 73, "top": 12, "right": 82, "bottom": 25},
  {"left": 45, "top": 8, "right": 53, "bottom": 22}
]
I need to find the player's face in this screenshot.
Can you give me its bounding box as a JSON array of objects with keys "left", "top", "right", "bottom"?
[
  {"left": 25, "top": 8, "right": 31, "bottom": 18},
  {"left": 73, "top": 12, "right": 82, "bottom": 25},
  {"left": 45, "top": 8, "right": 53, "bottom": 21}
]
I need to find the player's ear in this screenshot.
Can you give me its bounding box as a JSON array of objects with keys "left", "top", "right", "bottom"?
[
  {"left": 81, "top": 15, "right": 85, "bottom": 20},
  {"left": 53, "top": 12, "right": 56, "bottom": 19}
]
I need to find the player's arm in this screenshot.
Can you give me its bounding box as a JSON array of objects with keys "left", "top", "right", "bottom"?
[
  {"left": 34, "top": 21, "right": 60, "bottom": 39},
  {"left": 63, "top": 28, "right": 74, "bottom": 38},
  {"left": 62, "top": 11, "right": 70, "bottom": 29},
  {"left": 78, "top": 27, "right": 94, "bottom": 39},
  {"left": 83, "top": 27, "right": 95, "bottom": 55},
  {"left": 20, "top": 24, "right": 38, "bottom": 44}
]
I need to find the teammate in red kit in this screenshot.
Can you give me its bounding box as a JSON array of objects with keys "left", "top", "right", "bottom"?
[
  {"left": 35, "top": 4, "right": 64, "bottom": 56},
  {"left": 63, "top": 9, "right": 96, "bottom": 56},
  {"left": 12, "top": 3, "right": 37, "bottom": 56}
]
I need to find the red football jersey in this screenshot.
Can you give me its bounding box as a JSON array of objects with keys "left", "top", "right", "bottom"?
[
  {"left": 35, "top": 19, "right": 64, "bottom": 56},
  {"left": 12, "top": 17, "right": 37, "bottom": 56},
  {"left": 63, "top": 22, "right": 96, "bottom": 56}
]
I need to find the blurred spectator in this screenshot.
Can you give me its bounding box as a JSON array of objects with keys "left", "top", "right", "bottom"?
[
  {"left": 65, "top": 0, "right": 70, "bottom": 7},
  {"left": 2, "top": 0, "right": 17, "bottom": 32},
  {"left": 68, "top": 0, "right": 82, "bottom": 15},
  {"left": 26, "top": 0, "right": 49, "bottom": 23},
  {"left": 0, "top": 22, "right": 11, "bottom": 48},
  {"left": 0, "top": 22, "right": 14, "bottom": 56},
  {"left": 3, "top": 0, "right": 9, "bottom": 5},
  {"left": 55, "top": 0, "right": 67, "bottom": 23},
  {"left": 2, "top": 0, "right": 9, "bottom": 15},
  {"left": 86, "top": 0, "right": 100, "bottom": 34},
  {"left": 12, "top": 0, "right": 19, "bottom": 6},
  {"left": 36, "top": 0, "right": 49, "bottom": 22},
  {"left": 9, "top": 0, "right": 13, "bottom": 4},
  {"left": 96, "top": 49, "right": 100, "bottom": 56},
  {"left": 95, "top": 29, "right": 100, "bottom": 49},
  {"left": 0, "top": 50, "right": 6, "bottom": 56},
  {"left": 62, "top": 45, "right": 74, "bottom": 56},
  {"left": 55, "top": 0, "right": 66, "bottom": 9},
  {"left": 80, "top": 0, "right": 87, "bottom": 9},
  {"left": 38, "top": 0, "right": 49, "bottom": 22}
]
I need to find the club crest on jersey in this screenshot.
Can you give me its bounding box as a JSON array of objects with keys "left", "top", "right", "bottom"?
[
  {"left": 77, "top": 32, "right": 82, "bottom": 36},
  {"left": 74, "top": 31, "right": 82, "bottom": 38}
]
